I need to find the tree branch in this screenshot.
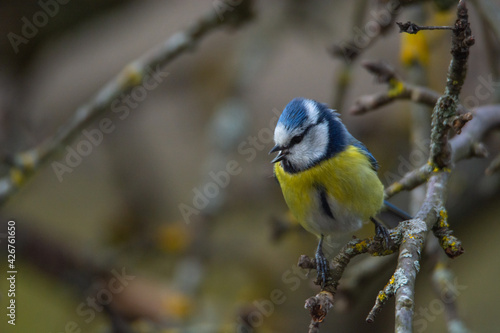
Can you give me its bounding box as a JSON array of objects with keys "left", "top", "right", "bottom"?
[
  {"left": 0, "top": 1, "right": 254, "bottom": 206},
  {"left": 349, "top": 61, "right": 470, "bottom": 116}
]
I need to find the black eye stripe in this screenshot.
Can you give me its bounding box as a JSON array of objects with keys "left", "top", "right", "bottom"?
[{"left": 289, "top": 123, "right": 315, "bottom": 146}]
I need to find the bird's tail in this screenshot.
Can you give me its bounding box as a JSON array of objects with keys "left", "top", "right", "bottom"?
[{"left": 377, "top": 200, "right": 412, "bottom": 228}]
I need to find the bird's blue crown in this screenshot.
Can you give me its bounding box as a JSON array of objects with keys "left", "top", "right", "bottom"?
[{"left": 273, "top": 97, "right": 379, "bottom": 172}]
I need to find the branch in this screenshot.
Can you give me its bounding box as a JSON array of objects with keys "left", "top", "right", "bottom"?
[
  {"left": 396, "top": 21, "right": 453, "bottom": 34},
  {"left": 431, "top": 262, "right": 470, "bottom": 333},
  {"left": 394, "top": 172, "right": 448, "bottom": 330},
  {"left": 426, "top": 0, "right": 474, "bottom": 168},
  {"left": 299, "top": 233, "right": 402, "bottom": 330},
  {"left": 470, "top": 0, "right": 500, "bottom": 56},
  {"left": 0, "top": 1, "right": 254, "bottom": 206},
  {"left": 331, "top": 0, "right": 369, "bottom": 108},
  {"left": 426, "top": 236, "right": 470, "bottom": 333},
  {"left": 385, "top": 104, "right": 497, "bottom": 199},
  {"left": 350, "top": 61, "right": 470, "bottom": 115}
]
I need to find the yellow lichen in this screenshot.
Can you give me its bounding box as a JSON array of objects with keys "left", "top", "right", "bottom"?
[
  {"left": 10, "top": 168, "right": 24, "bottom": 187},
  {"left": 17, "top": 152, "right": 37, "bottom": 171},
  {"left": 121, "top": 63, "right": 144, "bottom": 87},
  {"left": 388, "top": 79, "right": 405, "bottom": 98},
  {"left": 355, "top": 240, "right": 368, "bottom": 253},
  {"left": 438, "top": 210, "right": 449, "bottom": 228},
  {"left": 387, "top": 182, "right": 403, "bottom": 195}
]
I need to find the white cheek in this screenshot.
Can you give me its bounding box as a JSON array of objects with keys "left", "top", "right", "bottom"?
[{"left": 288, "top": 123, "right": 329, "bottom": 170}]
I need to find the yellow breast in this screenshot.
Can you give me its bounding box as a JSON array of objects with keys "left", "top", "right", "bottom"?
[{"left": 274, "top": 145, "right": 384, "bottom": 236}]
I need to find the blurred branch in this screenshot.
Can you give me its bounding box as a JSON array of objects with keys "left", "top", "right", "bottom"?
[
  {"left": 472, "top": 0, "right": 500, "bottom": 102},
  {"left": 329, "top": 2, "right": 400, "bottom": 63},
  {"left": 350, "top": 60, "right": 469, "bottom": 115},
  {"left": 385, "top": 104, "right": 497, "bottom": 199},
  {"left": 0, "top": 1, "right": 254, "bottom": 206},
  {"left": 9, "top": 222, "right": 138, "bottom": 330},
  {"left": 331, "top": 0, "right": 368, "bottom": 108},
  {"left": 426, "top": 236, "right": 470, "bottom": 333},
  {"left": 431, "top": 262, "right": 470, "bottom": 333},
  {"left": 404, "top": 5, "right": 431, "bottom": 215},
  {"left": 470, "top": 0, "right": 500, "bottom": 53}
]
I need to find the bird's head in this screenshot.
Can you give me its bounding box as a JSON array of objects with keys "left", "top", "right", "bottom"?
[{"left": 269, "top": 98, "right": 347, "bottom": 173}]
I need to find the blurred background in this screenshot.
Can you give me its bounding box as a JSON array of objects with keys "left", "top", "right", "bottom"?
[{"left": 0, "top": 0, "right": 499, "bottom": 332}]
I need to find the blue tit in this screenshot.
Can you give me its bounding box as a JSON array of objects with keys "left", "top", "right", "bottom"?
[{"left": 269, "top": 97, "right": 409, "bottom": 284}]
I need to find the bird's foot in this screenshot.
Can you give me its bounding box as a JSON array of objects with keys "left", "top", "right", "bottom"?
[
  {"left": 372, "top": 217, "right": 391, "bottom": 249},
  {"left": 315, "top": 235, "right": 330, "bottom": 288}
]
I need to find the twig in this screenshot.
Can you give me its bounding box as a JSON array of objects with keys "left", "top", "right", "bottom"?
[
  {"left": 428, "top": 0, "right": 474, "bottom": 169},
  {"left": 426, "top": 236, "right": 471, "bottom": 333},
  {"left": 384, "top": 163, "right": 433, "bottom": 200},
  {"left": 350, "top": 61, "right": 470, "bottom": 115},
  {"left": 431, "top": 262, "right": 470, "bottom": 333},
  {"left": 385, "top": 104, "right": 498, "bottom": 198},
  {"left": 299, "top": 233, "right": 401, "bottom": 330},
  {"left": 397, "top": 21, "right": 453, "bottom": 34},
  {"left": 0, "top": 1, "right": 254, "bottom": 206},
  {"left": 432, "top": 209, "right": 465, "bottom": 258},
  {"left": 449, "top": 105, "right": 500, "bottom": 163}
]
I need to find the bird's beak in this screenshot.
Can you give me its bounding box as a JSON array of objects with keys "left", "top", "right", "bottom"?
[{"left": 269, "top": 145, "right": 288, "bottom": 164}]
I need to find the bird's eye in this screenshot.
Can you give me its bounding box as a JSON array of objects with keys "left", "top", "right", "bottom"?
[{"left": 290, "top": 134, "right": 304, "bottom": 145}]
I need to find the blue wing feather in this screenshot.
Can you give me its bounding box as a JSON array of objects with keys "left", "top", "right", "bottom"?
[{"left": 345, "top": 132, "right": 379, "bottom": 171}]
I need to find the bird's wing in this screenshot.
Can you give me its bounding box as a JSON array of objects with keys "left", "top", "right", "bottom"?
[
  {"left": 325, "top": 106, "right": 379, "bottom": 171},
  {"left": 345, "top": 133, "right": 379, "bottom": 171}
]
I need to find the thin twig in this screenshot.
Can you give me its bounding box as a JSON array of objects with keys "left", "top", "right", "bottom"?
[
  {"left": 350, "top": 61, "right": 470, "bottom": 115},
  {"left": 397, "top": 21, "right": 453, "bottom": 34}
]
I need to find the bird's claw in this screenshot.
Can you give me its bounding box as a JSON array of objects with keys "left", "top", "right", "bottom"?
[
  {"left": 375, "top": 223, "right": 391, "bottom": 249},
  {"left": 315, "top": 248, "right": 330, "bottom": 288}
]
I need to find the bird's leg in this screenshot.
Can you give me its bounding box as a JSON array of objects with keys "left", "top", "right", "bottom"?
[
  {"left": 315, "top": 234, "right": 330, "bottom": 288},
  {"left": 370, "top": 217, "right": 390, "bottom": 248}
]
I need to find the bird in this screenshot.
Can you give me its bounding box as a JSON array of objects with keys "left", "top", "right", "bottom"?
[{"left": 269, "top": 97, "right": 410, "bottom": 286}]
